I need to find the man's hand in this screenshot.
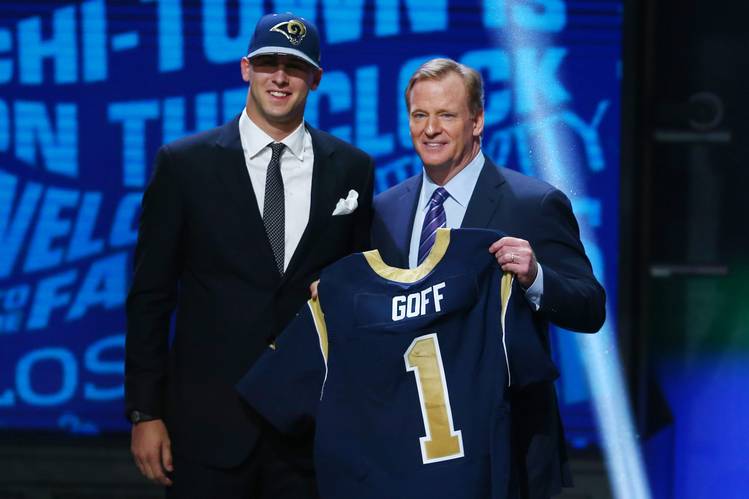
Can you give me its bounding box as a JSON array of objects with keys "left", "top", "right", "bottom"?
[
  {"left": 309, "top": 279, "right": 320, "bottom": 300},
  {"left": 489, "top": 236, "right": 538, "bottom": 289},
  {"left": 131, "top": 419, "right": 173, "bottom": 486}
]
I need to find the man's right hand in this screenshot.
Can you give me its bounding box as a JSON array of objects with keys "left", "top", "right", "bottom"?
[{"left": 131, "top": 419, "right": 173, "bottom": 486}]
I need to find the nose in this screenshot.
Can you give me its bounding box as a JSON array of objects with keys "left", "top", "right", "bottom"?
[
  {"left": 424, "top": 116, "right": 440, "bottom": 136},
  {"left": 271, "top": 65, "right": 290, "bottom": 85}
]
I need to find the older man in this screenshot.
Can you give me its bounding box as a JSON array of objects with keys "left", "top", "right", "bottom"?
[
  {"left": 126, "top": 12, "right": 373, "bottom": 499},
  {"left": 371, "top": 58, "right": 605, "bottom": 498}
]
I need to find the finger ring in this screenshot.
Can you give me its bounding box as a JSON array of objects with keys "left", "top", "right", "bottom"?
[{"left": 511, "top": 253, "right": 517, "bottom": 264}]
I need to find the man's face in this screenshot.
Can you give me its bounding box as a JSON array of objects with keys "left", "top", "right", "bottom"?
[
  {"left": 408, "top": 73, "right": 484, "bottom": 181},
  {"left": 242, "top": 54, "right": 322, "bottom": 132}
]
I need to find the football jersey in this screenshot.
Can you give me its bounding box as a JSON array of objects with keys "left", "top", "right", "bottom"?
[{"left": 236, "top": 228, "right": 558, "bottom": 499}]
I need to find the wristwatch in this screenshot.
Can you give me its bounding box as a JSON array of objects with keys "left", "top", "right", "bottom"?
[{"left": 129, "top": 410, "right": 157, "bottom": 424}]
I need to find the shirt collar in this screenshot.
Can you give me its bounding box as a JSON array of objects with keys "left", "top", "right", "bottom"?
[
  {"left": 239, "top": 108, "right": 306, "bottom": 160},
  {"left": 420, "top": 150, "right": 485, "bottom": 210}
]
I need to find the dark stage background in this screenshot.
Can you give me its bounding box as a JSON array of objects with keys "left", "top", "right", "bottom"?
[{"left": 2, "top": 0, "right": 746, "bottom": 498}]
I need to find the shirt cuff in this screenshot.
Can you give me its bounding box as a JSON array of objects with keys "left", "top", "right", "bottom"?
[{"left": 522, "top": 263, "right": 543, "bottom": 311}]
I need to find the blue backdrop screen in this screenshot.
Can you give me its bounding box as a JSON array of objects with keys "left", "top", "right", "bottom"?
[{"left": 0, "top": 0, "right": 622, "bottom": 438}]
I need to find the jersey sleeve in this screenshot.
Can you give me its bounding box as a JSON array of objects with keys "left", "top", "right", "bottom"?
[
  {"left": 500, "top": 272, "right": 560, "bottom": 387},
  {"left": 235, "top": 299, "right": 328, "bottom": 435}
]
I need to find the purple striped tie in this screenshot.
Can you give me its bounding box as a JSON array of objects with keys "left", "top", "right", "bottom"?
[{"left": 418, "top": 187, "right": 449, "bottom": 265}]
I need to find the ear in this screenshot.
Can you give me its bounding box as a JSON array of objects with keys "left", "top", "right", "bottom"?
[
  {"left": 309, "top": 68, "right": 323, "bottom": 91},
  {"left": 472, "top": 108, "right": 485, "bottom": 137},
  {"left": 240, "top": 57, "right": 251, "bottom": 83}
]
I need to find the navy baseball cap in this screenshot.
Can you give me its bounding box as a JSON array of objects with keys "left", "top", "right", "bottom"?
[{"left": 246, "top": 13, "right": 321, "bottom": 69}]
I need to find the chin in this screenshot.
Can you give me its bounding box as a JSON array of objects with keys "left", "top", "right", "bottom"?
[
  {"left": 265, "top": 107, "right": 297, "bottom": 121},
  {"left": 419, "top": 154, "right": 450, "bottom": 169}
]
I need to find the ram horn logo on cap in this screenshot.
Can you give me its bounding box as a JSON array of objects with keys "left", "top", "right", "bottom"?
[{"left": 270, "top": 20, "right": 307, "bottom": 45}]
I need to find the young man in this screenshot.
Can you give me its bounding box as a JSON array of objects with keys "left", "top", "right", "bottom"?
[
  {"left": 371, "top": 58, "right": 605, "bottom": 498},
  {"left": 126, "top": 12, "right": 373, "bottom": 498}
]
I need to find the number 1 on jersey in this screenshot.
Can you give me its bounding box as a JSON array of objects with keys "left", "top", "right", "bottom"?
[{"left": 404, "top": 333, "right": 464, "bottom": 464}]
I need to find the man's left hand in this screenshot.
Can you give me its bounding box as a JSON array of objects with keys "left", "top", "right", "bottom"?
[{"left": 489, "top": 237, "right": 538, "bottom": 289}]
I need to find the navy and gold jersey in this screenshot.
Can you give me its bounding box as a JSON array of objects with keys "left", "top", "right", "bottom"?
[{"left": 237, "top": 228, "right": 558, "bottom": 499}]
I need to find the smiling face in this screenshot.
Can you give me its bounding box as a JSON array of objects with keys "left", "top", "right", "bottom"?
[
  {"left": 408, "top": 72, "right": 484, "bottom": 185},
  {"left": 241, "top": 54, "right": 322, "bottom": 140}
]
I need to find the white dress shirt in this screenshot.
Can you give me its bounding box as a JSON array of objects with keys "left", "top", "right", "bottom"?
[
  {"left": 239, "top": 109, "right": 313, "bottom": 271},
  {"left": 408, "top": 151, "right": 544, "bottom": 308}
]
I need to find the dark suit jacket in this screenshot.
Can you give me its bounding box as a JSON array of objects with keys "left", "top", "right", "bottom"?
[
  {"left": 125, "top": 116, "right": 374, "bottom": 468},
  {"left": 371, "top": 156, "right": 605, "bottom": 498}
]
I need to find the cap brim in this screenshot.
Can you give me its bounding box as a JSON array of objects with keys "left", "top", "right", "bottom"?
[{"left": 247, "top": 46, "right": 320, "bottom": 69}]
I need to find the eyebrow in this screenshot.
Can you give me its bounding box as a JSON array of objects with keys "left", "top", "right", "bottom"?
[{"left": 410, "top": 108, "right": 455, "bottom": 114}]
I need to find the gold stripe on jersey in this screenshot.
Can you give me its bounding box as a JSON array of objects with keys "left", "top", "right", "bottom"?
[
  {"left": 308, "top": 298, "right": 329, "bottom": 364},
  {"left": 500, "top": 272, "right": 514, "bottom": 386}
]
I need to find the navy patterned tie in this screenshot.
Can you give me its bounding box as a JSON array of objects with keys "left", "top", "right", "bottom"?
[
  {"left": 263, "top": 142, "right": 286, "bottom": 274},
  {"left": 417, "top": 187, "right": 449, "bottom": 265}
]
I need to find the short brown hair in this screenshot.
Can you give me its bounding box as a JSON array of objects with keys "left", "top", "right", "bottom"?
[{"left": 405, "top": 58, "right": 484, "bottom": 117}]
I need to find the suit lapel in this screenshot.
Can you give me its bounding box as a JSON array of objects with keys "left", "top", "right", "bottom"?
[
  {"left": 461, "top": 157, "right": 507, "bottom": 229},
  {"left": 213, "top": 116, "right": 280, "bottom": 283},
  {"left": 284, "top": 125, "right": 342, "bottom": 277},
  {"left": 393, "top": 175, "right": 421, "bottom": 268}
]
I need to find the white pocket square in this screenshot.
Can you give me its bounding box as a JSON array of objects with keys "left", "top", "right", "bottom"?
[{"left": 332, "top": 189, "right": 359, "bottom": 216}]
